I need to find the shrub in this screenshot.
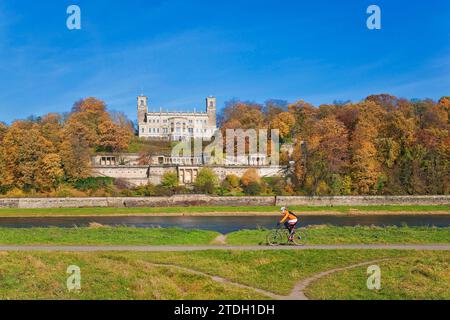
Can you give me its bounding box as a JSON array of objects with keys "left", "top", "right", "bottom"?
[
  {"left": 241, "top": 169, "right": 261, "bottom": 187},
  {"left": 73, "top": 177, "right": 114, "bottom": 192},
  {"left": 155, "top": 184, "right": 174, "bottom": 196},
  {"left": 244, "top": 181, "right": 262, "bottom": 195},
  {"left": 5, "top": 188, "right": 27, "bottom": 198},
  {"left": 160, "top": 172, "right": 179, "bottom": 191},
  {"left": 263, "top": 177, "right": 286, "bottom": 195},
  {"left": 225, "top": 175, "right": 240, "bottom": 189},
  {"left": 315, "top": 181, "right": 330, "bottom": 196},
  {"left": 120, "top": 189, "right": 134, "bottom": 197},
  {"left": 134, "top": 183, "right": 156, "bottom": 196},
  {"left": 194, "top": 168, "right": 219, "bottom": 194}
]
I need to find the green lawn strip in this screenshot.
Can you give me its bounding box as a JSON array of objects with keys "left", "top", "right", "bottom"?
[
  {"left": 306, "top": 251, "right": 450, "bottom": 300},
  {"left": 126, "top": 250, "right": 410, "bottom": 295},
  {"left": 1, "top": 226, "right": 449, "bottom": 246},
  {"left": 0, "top": 227, "right": 220, "bottom": 246},
  {"left": 0, "top": 205, "right": 448, "bottom": 217},
  {"left": 227, "top": 226, "right": 450, "bottom": 245},
  {"left": 0, "top": 251, "right": 266, "bottom": 300}
]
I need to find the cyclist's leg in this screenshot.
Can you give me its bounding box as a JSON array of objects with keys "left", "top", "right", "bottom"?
[{"left": 288, "top": 221, "right": 299, "bottom": 240}]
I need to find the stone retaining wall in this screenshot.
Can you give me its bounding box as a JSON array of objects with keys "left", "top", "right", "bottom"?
[
  {"left": 0, "top": 195, "right": 448, "bottom": 209},
  {"left": 276, "top": 195, "right": 450, "bottom": 207}
]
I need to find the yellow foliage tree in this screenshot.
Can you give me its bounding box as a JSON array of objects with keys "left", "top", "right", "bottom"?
[
  {"left": 241, "top": 168, "right": 261, "bottom": 187},
  {"left": 351, "top": 102, "right": 385, "bottom": 194},
  {"left": 38, "top": 154, "right": 64, "bottom": 191},
  {"left": 0, "top": 123, "right": 54, "bottom": 190},
  {"left": 270, "top": 112, "right": 295, "bottom": 139}
]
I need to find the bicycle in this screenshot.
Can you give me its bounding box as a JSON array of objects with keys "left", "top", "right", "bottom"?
[{"left": 266, "top": 225, "right": 307, "bottom": 246}]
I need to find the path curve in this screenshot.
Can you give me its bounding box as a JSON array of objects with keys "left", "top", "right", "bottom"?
[
  {"left": 140, "top": 259, "right": 393, "bottom": 300},
  {"left": 286, "top": 259, "right": 392, "bottom": 300},
  {"left": 0, "top": 244, "right": 449, "bottom": 251},
  {"left": 145, "top": 261, "right": 282, "bottom": 300}
]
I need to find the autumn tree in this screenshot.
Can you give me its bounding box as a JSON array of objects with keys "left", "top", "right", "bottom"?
[
  {"left": 66, "top": 97, "right": 133, "bottom": 152},
  {"left": 241, "top": 168, "right": 261, "bottom": 187},
  {"left": 0, "top": 122, "right": 54, "bottom": 191},
  {"left": 39, "top": 154, "right": 64, "bottom": 191},
  {"left": 0, "top": 122, "right": 7, "bottom": 142},
  {"left": 221, "top": 102, "right": 266, "bottom": 130},
  {"left": 98, "top": 119, "right": 133, "bottom": 152},
  {"left": 270, "top": 112, "right": 295, "bottom": 140},
  {"left": 304, "top": 115, "right": 350, "bottom": 195},
  {"left": 350, "top": 102, "right": 385, "bottom": 194}
]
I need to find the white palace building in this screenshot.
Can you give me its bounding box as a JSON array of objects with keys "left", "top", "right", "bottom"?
[
  {"left": 91, "top": 94, "right": 286, "bottom": 186},
  {"left": 138, "top": 95, "right": 218, "bottom": 141}
]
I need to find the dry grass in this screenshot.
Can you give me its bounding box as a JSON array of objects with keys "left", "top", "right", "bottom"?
[
  {"left": 0, "top": 252, "right": 268, "bottom": 300},
  {"left": 306, "top": 251, "right": 450, "bottom": 300}
]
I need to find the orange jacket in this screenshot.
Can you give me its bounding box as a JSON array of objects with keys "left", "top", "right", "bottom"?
[{"left": 280, "top": 211, "right": 298, "bottom": 223}]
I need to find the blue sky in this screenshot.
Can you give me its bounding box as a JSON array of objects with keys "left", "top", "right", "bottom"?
[{"left": 0, "top": 0, "right": 449, "bottom": 122}]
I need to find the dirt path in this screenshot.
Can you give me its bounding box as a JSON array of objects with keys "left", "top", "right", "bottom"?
[
  {"left": 145, "top": 261, "right": 282, "bottom": 300},
  {"left": 0, "top": 244, "right": 449, "bottom": 251},
  {"left": 143, "top": 259, "right": 393, "bottom": 300},
  {"left": 211, "top": 234, "right": 227, "bottom": 245},
  {"left": 286, "top": 259, "right": 392, "bottom": 300}
]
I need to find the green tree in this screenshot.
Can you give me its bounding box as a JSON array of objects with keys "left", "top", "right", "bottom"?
[
  {"left": 194, "top": 168, "right": 219, "bottom": 194},
  {"left": 244, "top": 181, "right": 262, "bottom": 196},
  {"left": 160, "top": 172, "right": 179, "bottom": 191}
]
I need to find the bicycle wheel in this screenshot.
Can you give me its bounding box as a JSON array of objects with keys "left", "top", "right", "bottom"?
[
  {"left": 266, "top": 230, "right": 283, "bottom": 246},
  {"left": 291, "top": 229, "right": 307, "bottom": 246}
]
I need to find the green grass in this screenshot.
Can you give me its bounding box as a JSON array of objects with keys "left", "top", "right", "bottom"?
[
  {"left": 227, "top": 226, "right": 450, "bottom": 245},
  {"left": 0, "top": 251, "right": 267, "bottom": 300},
  {"left": 0, "top": 205, "right": 448, "bottom": 217},
  {"left": 131, "top": 249, "right": 408, "bottom": 295},
  {"left": 0, "top": 227, "right": 220, "bottom": 245},
  {"left": 0, "top": 250, "right": 448, "bottom": 299},
  {"left": 0, "top": 226, "right": 449, "bottom": 246},
  {"left": 306, "top": 251, "right": 450, "bottom": 300}
]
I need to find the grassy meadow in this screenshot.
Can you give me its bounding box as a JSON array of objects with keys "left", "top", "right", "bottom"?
[
  {"left": 0, "top": 250, "right": 448, "bottom": 299},
  {"left": 306, "top": 251, "right": 450, "bottom": 300},
  {"left": 0, "top": 225, "right": 449, "bottom": 246}
]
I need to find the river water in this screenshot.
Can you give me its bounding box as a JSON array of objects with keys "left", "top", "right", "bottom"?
[{"left": 0, "top": 215, "right": 449, "bottom": 233}]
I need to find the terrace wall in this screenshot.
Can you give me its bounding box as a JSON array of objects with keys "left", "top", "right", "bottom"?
[{"left": 0, "top": 195, "right": 448, "bottom": 209}]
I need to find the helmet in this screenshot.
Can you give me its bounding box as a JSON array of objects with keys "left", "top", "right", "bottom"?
[{"left": 281, "top": 207, "right": 287, "bottom": 212}]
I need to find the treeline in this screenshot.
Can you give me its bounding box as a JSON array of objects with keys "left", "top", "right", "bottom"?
[
  {"left": 0, "top": 94, "right": 448, "bottom": 197},
  {"left": 221, "top": 94, "right": 449, "bottom": 195},
  {"left": 0, "top": 98, "right": 134, "bottom": 195}
]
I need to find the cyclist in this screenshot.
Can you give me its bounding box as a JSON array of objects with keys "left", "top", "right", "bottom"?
[{"left": 278, "top": 207, "right": 298, "bottom": 241}]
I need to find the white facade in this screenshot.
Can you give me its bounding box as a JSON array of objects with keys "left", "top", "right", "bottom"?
[
  {"left": 138, "top": 95, "right": 218, "bottom": 141},
  {"left": 91, "top": 153, "right": 283, "bottom": 186}
]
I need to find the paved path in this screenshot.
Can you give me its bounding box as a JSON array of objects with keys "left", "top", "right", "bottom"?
[{"left": 0, "top": 244, "right": 449, "bottom": 251}]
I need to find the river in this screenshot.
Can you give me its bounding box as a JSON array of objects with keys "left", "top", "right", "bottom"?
[{"left": 0, "top": 214, "right": 449, "bottom": 233}]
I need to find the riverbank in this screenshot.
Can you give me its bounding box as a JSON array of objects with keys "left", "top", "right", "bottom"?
[
  {"left": 0, "top": 205, "right": 449, "bottom": 218},
  {"left": 0, "top": 226, "right": 449, "bottom": 246}
]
